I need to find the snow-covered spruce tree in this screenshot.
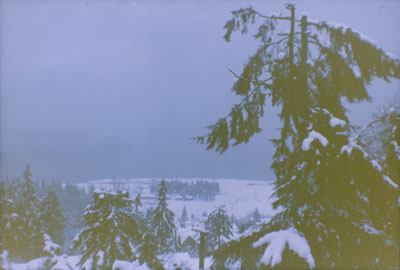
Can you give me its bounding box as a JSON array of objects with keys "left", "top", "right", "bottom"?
[
  {"left": 0, "top": 179, "right": 24, "bottom": 261},
  {"left": 133, "top": 192, "right": 143, "bottom": 213},
  {"left": 150, "top": 180, "right": 177, "bottom": 254},
  {"left": 358, "top": 103, "right": 400, "bottom": 264},
  {"left": 179, "top": 206, "right": 188, "bottom": 227},
  {"left": 382, "top": 108, "right": 400, "bottom": 186},
  {"left": 252, "top": 208, "right": 261, "bottom": 224},
  {"left": 195, "top": 4, "right": 400, "bottom": 269},
  {"left": 137, "top": 227, "right": 164, "bottom": 270},
  {"left": 16, "top": 166, "right": 46, "bottom": 261},
  {"left": 205, "top": 206, "right": 233, "bottom": 253},
  {"left": 74, "top": 191, "right": 139, "bottom": 270},
  {"left": 0, "top": 181, "right": 7, "bottom": 255},
  {"left": 359, "top": 99, "right": 400, "bottom": 163},
  {"left": 40, "top": 190, "right": 66, "bottom": 247}
]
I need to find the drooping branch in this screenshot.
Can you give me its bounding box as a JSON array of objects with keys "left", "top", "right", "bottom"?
[{"left": 228, "top": 69, "right": 272, "bottom": 88}]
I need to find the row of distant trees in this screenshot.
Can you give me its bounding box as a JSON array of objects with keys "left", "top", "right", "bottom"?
[{"left": 150, "top": 179, "right": 220, "bottom": 201}]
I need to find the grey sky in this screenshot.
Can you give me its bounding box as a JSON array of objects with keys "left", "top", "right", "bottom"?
[{"left": 1, "top": 0, "right": 399, "bottom": 182}]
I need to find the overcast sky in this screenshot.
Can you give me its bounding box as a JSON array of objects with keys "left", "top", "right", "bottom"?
[{"left": 1, "top": 0, "right": 399, "bottom": 182}]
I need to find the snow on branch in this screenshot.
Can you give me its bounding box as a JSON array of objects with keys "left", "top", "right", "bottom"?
[
  {"left": 321, "top": 109, "right": 346, "bottom": 128},
  {"left": 43, "top": 233, "right": 61, "bottom": 256},
  {"left": 253, "top": 228, "right": 315, "bottom": 268},
  {"left": 382, "top": 175, "right": 398, "bottom": 189},
  {"left": 302, "top": 130, "right": 329, "bottom": 151},
  {"left": 390, "top": 140, "right": 400, "bottom": 160},
  {"left": 340, "top": 138, "right": 368, "bottom": 158}
]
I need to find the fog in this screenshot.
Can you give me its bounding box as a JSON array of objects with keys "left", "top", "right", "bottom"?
[{"left": 1, "top": 0, "right": 399, "bottom": 181}]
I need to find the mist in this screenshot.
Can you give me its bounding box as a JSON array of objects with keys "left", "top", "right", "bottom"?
[{"left": 1, "top": 0, "right": 399, "bottom": 182}]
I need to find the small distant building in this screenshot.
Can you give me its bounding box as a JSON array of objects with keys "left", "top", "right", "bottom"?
[
  {"left": 180, "top": 236, "right": 199, "bottom": 257},
  {"left": 141, "top": 195, "right": 157, "bottom": 201},
  {"left": 175, "top": 195, "right": 194, "bottom": 201}
]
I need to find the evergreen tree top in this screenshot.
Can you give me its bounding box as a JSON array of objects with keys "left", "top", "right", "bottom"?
[{"left": 194, "top": 5, "right": 400, "bottom": 154}]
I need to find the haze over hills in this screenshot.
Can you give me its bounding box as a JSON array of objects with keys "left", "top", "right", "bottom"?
[{"left": 1, "top": 0, "right": 399, "bottom": 182}]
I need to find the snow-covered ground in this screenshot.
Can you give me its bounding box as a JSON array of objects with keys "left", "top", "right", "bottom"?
[
  {"left": 10, "top": 253, "right": 213, "bottom": 270},
  {"left": 77, "top": 178, "right": 277, "bottom": 219}
]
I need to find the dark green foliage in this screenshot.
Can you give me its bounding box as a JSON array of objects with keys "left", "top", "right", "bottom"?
[
  {"left": 150, "top": 180, "right": 177, "bottom": 254},
  {"left": 195, "top": 4, "right": 400, "bottom": 269},
  {"left": 137, "top": 230, "right": 164, "bottom": 270},
  {"left": 74, "top": 191, "right": 139, "bottom": 270},
  {"left": 0, "top": 166, "right": 47, "bottom": 262},
  {"left": 133, "top": 192, "right": 143, "bottom": 213},
  {"left": 358, "top": 104, "right": 400, "bottom": 266},
  {"left": 15, "top": 166, "right": 46, "bottom": 261},
  {"left": 179, "top": 206, "right": 188, "bottom": 227},
  {"left": 38, "top": 180, "right": 92, "bottom": 253},
  {"left": 205, "top": 206, "right": 232, "bottom": 253},
  {"left": 40, "top": 190, "right": 65, "bottom": 247}
]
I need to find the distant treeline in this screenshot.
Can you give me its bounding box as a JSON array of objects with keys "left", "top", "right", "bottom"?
[{"left": 150, "top": 179, "right": 220, "bottom": 201}]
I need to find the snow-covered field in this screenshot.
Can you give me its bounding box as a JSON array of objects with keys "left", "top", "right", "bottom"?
[
  {"left": 10, "top": 253, "right": 213, "bottom": 270},
  {"left": 77, "top": 178, "right": 277, "bottom": 219}
]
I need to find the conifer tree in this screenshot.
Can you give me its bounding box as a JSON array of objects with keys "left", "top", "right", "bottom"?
[
  {"left": 0, "top": 182, "right": 8, "bottom": 258},
  {"left": 382, "top": 109, "right": 400, "bottom": 186},
  {"left": 16, "top": 165, "right": 46, "bottom": 261},
  {"left": 252, "top": 208, "right": 261, "bottom": 223},
  {"left": 150, "top": 180, "right": 177, "bottom": 254},
  {"left": 74, "top": 191, "right": 139, "bottom": 270},
  {"left": 0, "top": 180, "right": 23, "bottom": 261},
  {"left": 205, "top": 206, "right": 233, "bottom": 252},
  {"left": 0, "top": 181, "right": 6, "bottom": 255},
  {"left": 179, "top": 206, "right": 188, "bottom": 227},
  {"left": 137, "top": 228, "right": 164, "bottom": 270},
  {"left": 358, "top": 104, "right": 400, "bottom": 265},
  {"left": 195, "top": 4, "right": 400, "bottom": 269},
  {"left": 40, "top": 190, "right": 66, "bottom": 247},
  {"left": 133, "top": 192, "right": 143, "bottom": 213}
]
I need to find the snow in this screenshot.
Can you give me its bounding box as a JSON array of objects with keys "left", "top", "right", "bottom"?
[
  {"left": 391, "top": 140, "right": 400, "bottom": 159},
  {"left": 363, "top": 224, "right": 382, "bottom": 235},
  {"left": 43, "top": 234, "right": 61, "bottom": 255},
  {"left": 161, "top": 252, "right": 212, "bottom": 270},
  {"left": 316, "top": 19, "right": 399, "bottom": 59},
  {"left": 11, "top": 257, "right": 48, "bottom": 270},
  {"left": 50, "top": 255, "right": 76, "bottom": 270},
  {"left": 302, "top": 130, "right": 329, "bottom": 151},
  {"left": 329, "top": 116, "right": 346, "bottom": 128},
  {"left": 277, "top": 52, "right": 285, "bottom": 60},
  {"left": 322, "top": 109, "right": 346, "bottom": 128},
  {"left": 1, "top": 250, "right": 11, "bottom": 270},
  {"left": 78, "top": 178, "right": 277, "bottom": 219},
  {"left": 298, "top": 205, "right": 309, "bottom": 217},
  {"left": 253, "top": 228, "right": 315, "bottom": 268},
  {"left": 351, "top": 65, "right": 361, "bottom": 78},
  {"left": 321, "top": 21, "right": 379, "bottom": 47},
  {"left": 370, "top": 160, "right": 382, "bottom": 172},
  {"left": 382, "top": 175, "right": 399, "bottom": 189},
  {"left": 10, "top": 253, "right": 213, "bottom": 270},
  {"left": 340, "top": 139, "right": 368, "bottom": 158},
  {"left": 112, "top": 260, "right": 149, "bottom": 270}
]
